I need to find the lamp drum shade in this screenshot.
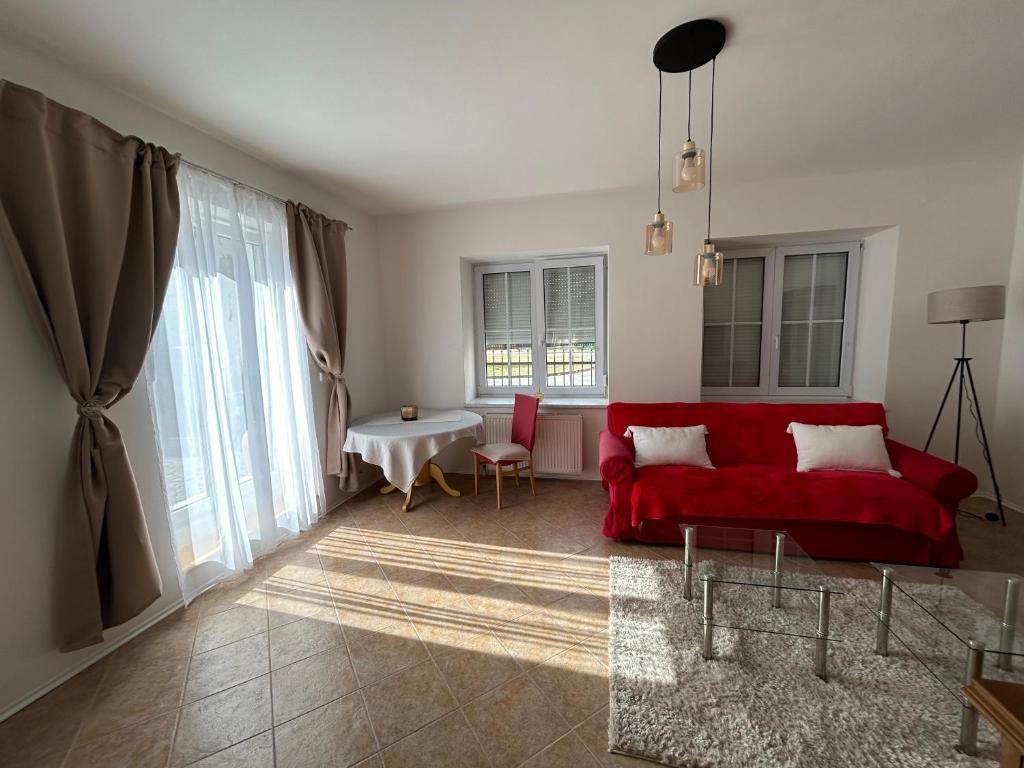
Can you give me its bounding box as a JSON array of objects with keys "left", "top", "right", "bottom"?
[{"left": 927, "top": 285, "right": 1005, "bottom": 324}]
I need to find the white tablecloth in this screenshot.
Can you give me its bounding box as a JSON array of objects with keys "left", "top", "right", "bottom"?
[{"left": 343, "top": 409, "right": 484, "bottom": 492}]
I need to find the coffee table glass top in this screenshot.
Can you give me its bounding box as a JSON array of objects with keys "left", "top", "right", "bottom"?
[
  {"left": 689, "top": 525, "right": 846, "bottom": 594},
  {"left": 870, "top": 563, "right": 1023, "bottom": 703},
  {"left": 679, "top": 524, "right": 845, "bottom": 642},
  {"left": 871, "top": 564, "right": 1023, "bottom": 656}
]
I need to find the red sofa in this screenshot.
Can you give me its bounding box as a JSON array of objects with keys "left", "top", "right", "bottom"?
[{"left": 599, "top": 402, "right": 977, "bottom": 567}]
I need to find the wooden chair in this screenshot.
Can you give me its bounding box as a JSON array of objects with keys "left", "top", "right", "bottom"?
[{"left": 471, "top": 393, "right": 539, "bottom": 509}]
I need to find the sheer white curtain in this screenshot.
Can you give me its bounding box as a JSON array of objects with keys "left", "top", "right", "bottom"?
[{"left": 147, "top": 164, "right": 324, "bottom": 601}]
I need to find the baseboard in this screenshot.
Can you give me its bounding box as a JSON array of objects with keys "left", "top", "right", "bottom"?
[
  {"left": 972, "top": 492, "right": 1024, "bottom": 515},
  {"left": 0, "top": 597, "right": 186, "bottom": 723},
  {"left": 537, "top": 471, "right": 601, "bottom": 482}
]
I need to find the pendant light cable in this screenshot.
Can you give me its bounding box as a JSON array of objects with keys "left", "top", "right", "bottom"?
[
  {"left": 706, "top": 57, "right": 716, "bottom": 242},
  {"left": 687, "top": 71, "right": 692, "bottom": 140},
  {"left": 657, "top": 69, "right": 663, "bottom": 212}
]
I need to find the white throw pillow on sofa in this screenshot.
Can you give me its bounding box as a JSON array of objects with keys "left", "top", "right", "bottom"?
[
  {"left": 624, "top": 425, "right": 715, "bottom": 469},
  {"left": 787, "top": 422, "right": 900, "bottom": 477}
]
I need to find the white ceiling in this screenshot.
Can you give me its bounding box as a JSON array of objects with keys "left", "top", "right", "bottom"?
[{"left": 2, "top": 0, "right": 1023, "bottom": 214}]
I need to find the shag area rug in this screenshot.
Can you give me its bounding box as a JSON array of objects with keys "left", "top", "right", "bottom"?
[{"left": 608, "top": 556, "right": 1024, "bottom": 768}]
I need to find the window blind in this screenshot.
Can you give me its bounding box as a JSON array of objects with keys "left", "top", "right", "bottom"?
[
  {"left": 778, "top": 252, "right": 847, "bottom": 387},
  {"left": 701, "top": 257, "right": 764, "bottom": 388},
  {"left": 482, "top": 270, "right": 533, "bottom": 388},
  {"left": 543, "top": 264, "right": 597, "bottom": 387}
]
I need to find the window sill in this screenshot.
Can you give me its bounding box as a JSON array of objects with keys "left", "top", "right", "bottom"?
[{"left": 467, "top": 396, "right": 609, "bottom": 409}]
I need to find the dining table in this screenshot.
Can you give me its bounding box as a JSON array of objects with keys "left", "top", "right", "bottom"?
[{"left": 343, "top": 408, "right": 484, "bottom": 511}]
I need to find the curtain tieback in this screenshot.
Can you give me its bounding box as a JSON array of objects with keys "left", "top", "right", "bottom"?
[
  {"left": 330, "top": 373, "right": 346, "bottom": 383},
  {"left": 77, "top": 399, "right": 107, "bottom": 420}
]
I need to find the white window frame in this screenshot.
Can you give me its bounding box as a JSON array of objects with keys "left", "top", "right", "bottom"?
[
  {"left": 473, "top": 254, "right": 607, "bottom": 397},
  {"left": 701, "top": 241, "right": 861, "bottom": 398}
]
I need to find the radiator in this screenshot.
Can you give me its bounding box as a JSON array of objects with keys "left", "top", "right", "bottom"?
[{"left": 483, "top": 412, "right": 583, "bottom": 475}]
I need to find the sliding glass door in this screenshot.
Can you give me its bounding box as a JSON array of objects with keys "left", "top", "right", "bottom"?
[{"left": 147, "top": 165, "right": 324, "bottom": 600}]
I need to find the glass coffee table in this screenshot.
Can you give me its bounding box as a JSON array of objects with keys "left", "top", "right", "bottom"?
[
  {"left": 678, "top": 524, "right": 845, "bottom": 680},
  {"left": 870, "top": 563, "right": 1023, "bottom": 755}
]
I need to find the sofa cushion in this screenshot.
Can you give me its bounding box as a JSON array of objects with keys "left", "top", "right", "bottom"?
[
  {"left": 625, "top": 425, "right": 714, "bottom": 469},
  {"left": 629, "top": 463, "right": 953, "bottom": 543},
  {"left": 607, "top": 402, "right": 888, "bottom": 467},
  {"left": 788, "top": 422, "right": 899, "bottom": 476}
]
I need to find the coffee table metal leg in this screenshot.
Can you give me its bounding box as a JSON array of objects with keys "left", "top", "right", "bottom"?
[
  {"left": 815, "top": 586, "right": 831, "bottom": 680},
  {"left": 876, "top": 567, "right": 894, "bottom": 656},
  {"left": 772, "top": 533, "right": 785, "bottom": 609},
  {"left": 702, "top": 575, "right": 714, "bottom": 661},
  {"left": 683, "top": 526, "right": 695, "bottom": 601},
  {"left": 957, "top": 640, "right": 985, "bottom": 755},
  {"left": 997, "top": 577, "right": 1020, "bottom": 671}
]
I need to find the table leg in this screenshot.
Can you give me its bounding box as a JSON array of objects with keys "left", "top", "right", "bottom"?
[
  {"left": 876, "top": 567, "right": 894, "bottom": 657},
  {"left": 683, "top": 526, "right": 695, "bottom": 601},
  {"left": 772, "top": 532, "right": 785, "bottom": 609},
  {"left": 815, "top": 586, "right": 831, "bottom": 681},
  {"left": 382, "top": 462, "right": 463, "bottom": 512},
  {"left": 702, "top": 575, "right": 714, "bottom": 661},
  {"left": 428, "top": 462, "right": 461, "bottom": 498},
  {"left": 997, "top": 577, "right": 1020, "bottom": 672},
  {"left": 958, "top": 640, "right": 985, "bottom": 756}
]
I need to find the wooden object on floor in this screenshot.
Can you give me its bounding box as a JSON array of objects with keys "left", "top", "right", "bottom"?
[{"left": 962, "top": 678, "right": 1024, "bottom": 767}]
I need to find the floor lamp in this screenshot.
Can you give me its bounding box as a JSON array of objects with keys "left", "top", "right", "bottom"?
[{"left": 924, "top": 285, "right": 1007, "bottom": 525}]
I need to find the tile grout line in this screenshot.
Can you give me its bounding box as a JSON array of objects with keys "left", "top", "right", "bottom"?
[
  {"left": 57, "top": 641, "right": 115, "bottom": 768},
  {"left": 262, "top": 575, "right": 275, "bottom": 768},
  {"left": 9, "top": 486, "right": 626, "bottom": 768},
  {"left": 107, "top": 595, "right": 603, "bottom": 754},
  {"left": 357, "top": 689, "right": 383, "bottom": 765},
  {"left": 392, "top": 499, "right": 599, "bottom": 767},
  {"left": 315, "top": 524, "right": 383, "bottom": 764},
  {"left": 179, "top": 728, "right": 273, "bottom": 767},
  {"left": 361, "top": 505, "right": 495, "bottom": 766},
  {"left": 572, "top": 708, "right": 610, "bottom": 768},
  {"left": 166, "top": 613, "right": 202, "bottom": 768}
]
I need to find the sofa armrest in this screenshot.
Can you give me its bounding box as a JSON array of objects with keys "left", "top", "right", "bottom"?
[
  {"left": 886, "top": 439, "right": 978, "bottom": 511},
  {"left": 600, "top": 429, "right": 636, "bottom": 539},
  {"left": 599, "top": 430, "right": 634, "bottom": 487}
]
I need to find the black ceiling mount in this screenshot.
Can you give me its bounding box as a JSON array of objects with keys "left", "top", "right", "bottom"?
[{"left": 653, "top": 19, "right": 726, "bottom": 73}]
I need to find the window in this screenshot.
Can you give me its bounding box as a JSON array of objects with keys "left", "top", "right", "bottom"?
[
  {"left": 146, "top": 165, "right": 324, "bottom": 601},
  {"left": 474, "top": 254, "right": 606, "bottom": 397},
  {"left": 701, "top": 242, "right": 860, "bottom": 397}
]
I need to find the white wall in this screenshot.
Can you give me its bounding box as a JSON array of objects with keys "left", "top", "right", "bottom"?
[
  {"left": 377, "top": 159, "right": 1023, "bottom": 486},
  {"left": 0, "top": 36, "right": 386, "bottom": 717},
  {"left": 994, "top": 158, "right": 1024, "bottom": 510}
]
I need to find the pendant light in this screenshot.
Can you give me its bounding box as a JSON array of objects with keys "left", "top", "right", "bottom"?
[
  {"left": 644, "top": 70, "right": 673, "bottom": 255},
  {"left": 695, "top": 57, "right": 723, "bottom": 286},
  {"left": 649, "top": 18, "right": 726, "bottom": 284},
  {"left": 673, "top": 72, "right": 705, "bottom": 193}
]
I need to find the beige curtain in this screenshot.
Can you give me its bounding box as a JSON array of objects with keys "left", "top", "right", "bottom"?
[
  {"left": 0, "top": 81, "right": 180, "bottom": 649},
  {"left": 286, "top": 202, "right": 358, "bottom": 491}
]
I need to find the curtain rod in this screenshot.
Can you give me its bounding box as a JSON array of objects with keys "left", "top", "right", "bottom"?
[{"left": 180, "top": 158, "right": 353, "bottom": 232}]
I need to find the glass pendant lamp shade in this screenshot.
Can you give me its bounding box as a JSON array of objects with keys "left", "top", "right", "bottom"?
[
  {"left": 645, "top": 211, "right": 673, "bottom": 255},
  {"left": 694, "top": 241, "right": 723, "bottom": 286},
  {"left": 673, "top": 140, "right": 705, "bottom": 192}
]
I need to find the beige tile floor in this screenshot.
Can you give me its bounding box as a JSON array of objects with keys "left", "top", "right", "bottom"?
[{"left": 0, "top": 478, "right": 1018, "bottom": 768}]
